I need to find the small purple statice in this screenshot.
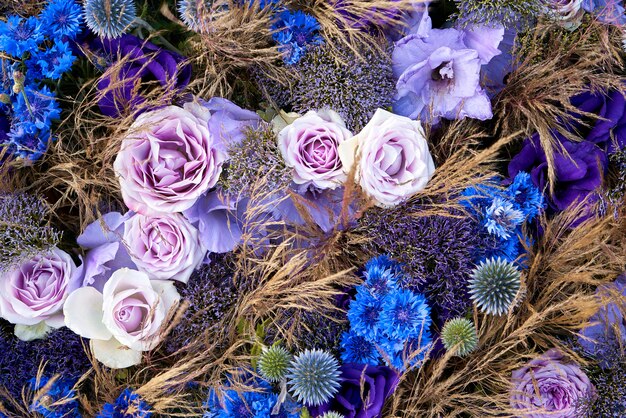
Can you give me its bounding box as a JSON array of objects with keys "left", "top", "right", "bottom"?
[
  {"left": 0, "top": 192, "right": 62, "bottom": 272},
  {"left": 165, "top": 254, "right": 238, "bottom": 353}
]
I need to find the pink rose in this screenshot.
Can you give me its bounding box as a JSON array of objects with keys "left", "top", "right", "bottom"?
[
  {"left": 338, "top": 109, "right": 435, "bottom": 207},
  {"left": 64, "top": 268, "right": 180, "bottom": 368},
  {"left": 278, "top": 109, "right": 352, "bottom": 190},
  {"left": 123, "top": 212, "right": 206, "bottom": 283},
  {"left": 114, "top": 105, "right": 227, "bottom": 215},
  {"left": 0, "top": 248, "right": 80, "bottom": 328}
]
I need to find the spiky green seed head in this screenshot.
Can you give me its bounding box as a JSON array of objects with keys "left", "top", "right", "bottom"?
[
  {"left": 320, "top": 412, "right": 345, "bottom": 418},
  {"left": 441, "top": 317, "right": 478, "bottom": 357},
  {"left": 258, "top": 345, "right": 292, "bottom": 382},
  {"left": 469, "top": 257, "right": 521, "bottom": 316},
  {"left": 286, "top": 349, "right": 341, "bottom": 407}
]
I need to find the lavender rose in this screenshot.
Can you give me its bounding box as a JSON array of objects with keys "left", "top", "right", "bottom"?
[
  {"left": 0, "top": 248, "right": 80, "bottom": 328},
  {"left": 310, "top": 363, "right": 400, "bottom": 418},
  {"left": 278, "top": 109, "right": 352, "bottom": 191},
  {"left": 339, "top": 109, "right": 435, "bottom": 207},
  {"left": 123, "top": 212, "right": 206, "bottom": 283},
  {"left": 64, "top": 268, "right": 180, "bottom": 368},
  {"left": 114, "top": 105, "right": 227, "bottom": 215},
  {"left": 510, "top": 349, "right": 594, "bottom": 418}
]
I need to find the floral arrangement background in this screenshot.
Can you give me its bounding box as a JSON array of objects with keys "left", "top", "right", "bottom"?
[{"left": 0, "top": 0, "right": 625, "bottom": 417}]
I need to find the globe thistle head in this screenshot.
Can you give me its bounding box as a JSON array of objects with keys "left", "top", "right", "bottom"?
[
  {"left": 178, "top": 0, "right": 223, "bottom": 32},
  {"left": 320, "top": 413, "right": 345, "bottom": 418},
  {"left": 84, "top": 0, "right": 136, "bottom": 39},
  {"left": 441, "top": 317, "right": 478, "bottom": 357},
  {"left": 469, "top": 257, "right": 521, "bottom": 316},
  {"left": 259, "top": 345, "right": 292, "bottom": 382},
  {"left": 286, "top": 349, "right": 341, "bottom": 407}
]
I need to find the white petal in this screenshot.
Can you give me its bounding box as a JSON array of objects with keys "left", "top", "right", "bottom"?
[
  {"left": 338, "top": 135, "right": 359, "bottom": 175},
  {"left": 63, "top": 287, "right": 112, "bottom": 340},
  {"left": 150, "top": 280, "right": 181, "bottom": 312},
  {"left": 91, "top": 337, "right": 142, "bottom": 369}
]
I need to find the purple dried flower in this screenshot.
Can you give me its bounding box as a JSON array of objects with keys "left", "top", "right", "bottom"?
[
  {"left": 0, "top": 325, "right": 90, "bottom": 401},
  {"left": 360, "top": 206, "right": 486, "bottom": 324},
  {"left": 165, "top": 254, "right": 238, "bottom": 353}
]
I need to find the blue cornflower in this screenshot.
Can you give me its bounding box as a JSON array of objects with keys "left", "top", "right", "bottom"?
[
  {"left": 340, "top": 331, "right": 380, "bottom": 365},
  {"left": 32, "top": 41, "right": 76, "bottom": 79},
  {"left": 7, "top": 124, "right": 52, "bottom": 161},
  {"left": 13, "top": 86, "right": 60, "bottom": 133},
  {"left": 40, "top": 0, "right": 82, "bottom": 40},
  {"left": 505, "top": 171, "right": 545, "bottom": 221},
  {"left": 380, "top": 289, "right": 431, "bottom": 341},
  {"left": 97, "top": 388, "right": 152, "bottom": 418},
  {"left": 378, "top": 334, "right": 432, "bottom": 371},
  {"left": 347, "top": 288, "right": 384, "bottom": 339},
  {"left": 0, "top": 15, "right": 44, "bottom": 57},
  {"left": 363, "top": 255, "right": 402, "bottom": 298},
  {"left": 459, "top": 182, "right": 503, "bottom": 217},
  {"left": 271, "top": 10, "right": 323, "bottom": 65},
  {"left": 484, "top": 197, "right": 524, "bottom": 239},
  {"left": 29, "top": 376, "right": 81, "bottom": 418}
]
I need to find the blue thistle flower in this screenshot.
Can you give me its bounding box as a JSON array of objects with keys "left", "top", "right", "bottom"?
[
  {"left": 441, "top": 317, "right": 478, "bottom": 357},
  {"left": 13, "top": 85, "right": 61, "bottom": 133},
  {"left": 380, "top": 289, "right": 431, "bottom": 341},
  {"left": 31, "top": 41, "right": 76, "bottom": 80},
  {"left": 469, "top": 257, "right": 521, "bottom": 316},
  {"left": 97, "top": 388, "right": 152, "bottom": 418},
  {"left": 29, "top": 376, "right": 80, "bottom": 418},
  {"left": 484, "top": 197, "right": 524, "bottom": 239},
  {"left": 320, "top": 413, "right": 345, "bottom": 418},
  {"left": 363, "top": 255, "right": 402, "bottom": 298},
  {"left": 0, "top": 15, "right": 44, "bottom": 57},
  {"left": 258, "top": 345, "right": 292, "bottom": 382},
  {"left": 346, "top": 288, "right": 384, "bottom": 340},
  {"left": 40, "top": 0, "right": 83, "bottom": 40},
  {"left": 178, "top": 0, "right": 217, "bottom": 31},
  {"left": 286, "top": 349, "right": 341, "bottom": 407},
  {"left": 271, "top": 10, "right": 323, "bottom": 65},
  {"left": 505, "top": 171, "right": 545, "bottom": 222},
  {"left": 340, "top": 331, "right": 380, "bottom": 365},
  {"left": 84, "top": 0, "right": 137, "bottom": 39}
]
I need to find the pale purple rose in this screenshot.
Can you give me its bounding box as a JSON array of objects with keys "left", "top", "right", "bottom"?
[
  {"left": 510, "top": 349, "right": 594, "bottom": 418},
  {"left": 545, "top": 0, "right": 585, "bottom": 29},
  {"left": 339, "top": 109, "right": 435, "bottom": 207},
  {"left": 392, "top": 25, "right": 503, "bottom": 123},
  {"left": 77, "top": 212, "right": 136, "bottom": 292},
  {"left": 123, "top": 212, "right": 206, "bottom": 283},
  {"left": 278, "top": 109, "right": 352, "bottom": 191},
  {"left": 183, "top": 190, "right": 244, "bottom": 254},
  {"left": 64, "top": 268, "right": 180, "bottom": 368},
  {"left": 0, "top": 248, "right": 80, "bottom": 327},
  {"left": 114, "top": 105, "right": 227, "bottom": 215}
]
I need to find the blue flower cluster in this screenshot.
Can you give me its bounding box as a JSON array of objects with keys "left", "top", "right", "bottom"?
[
  {"left": 271, "top": 9, "right": 324, "bottom": 65},
  {"left": 460, "top": 172, "right": 545, "bottom": 262},
  {"left": 97, "top": 388, "right": 152, "bottom": 418},
  {"left": 29, "top": 376, "right": 81, "bottom": 418},
  {"left": 0, "top": 0, "right": 81, "bottom": 161},
  {"left": 341, "top": 255, "right": 433, "bottom": 371},
  {"left": 204, "top": 376, "right": 301, "bottom": 418}
]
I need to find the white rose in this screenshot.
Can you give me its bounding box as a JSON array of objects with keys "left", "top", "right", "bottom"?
[{"left": 63, "top": 268, "right": 180, "bottom": 368}]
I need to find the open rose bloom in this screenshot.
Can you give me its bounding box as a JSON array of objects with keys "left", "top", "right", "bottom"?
[
  {"left": 0, "top": 248, "right": 80, "bottom": 329},
  {"left": 64, "top": 268, "right": 180, "bottom": 368}
]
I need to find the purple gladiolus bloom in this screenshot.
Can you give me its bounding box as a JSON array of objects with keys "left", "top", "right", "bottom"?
[
  {"left": 310, "top": 363, "right": 400, "bottom": 418},
  {"left": 578, "top": 274, "right": 626, "bottom": 368},
  {"left": 76, "top": 211, "right": 136, "bottom": 292},
  {"left": 91, "top": 34, "right": 192, "bottom": 118},
  {"left": 508, "top": 133, "right": 608, "bottom": 224},
  {"left": 582, "top": 0, "right": 626, "bottom": 25},
  {"left": 392, "top": 24, "right": 503, "bottom": 123},
  {"left": 570, "top": 86, "right": 626, "bottom": 154}
]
